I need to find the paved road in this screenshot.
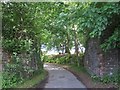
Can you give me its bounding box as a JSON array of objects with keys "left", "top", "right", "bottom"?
[{"left": 43, "top": 63, "right": 86, "bottom": 89}]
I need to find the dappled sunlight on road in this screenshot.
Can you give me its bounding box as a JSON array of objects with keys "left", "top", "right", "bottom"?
[{"left": 44, "top": 63, "right": 64, "bottom": 70}]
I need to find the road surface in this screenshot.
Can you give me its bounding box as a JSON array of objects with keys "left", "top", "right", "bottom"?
[{"left": 43, "top": 63, "right": 86, "bottom": 89}]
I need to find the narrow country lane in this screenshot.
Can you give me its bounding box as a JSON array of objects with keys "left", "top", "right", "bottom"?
[{"left": 43, "top": 63, "right": 86, "bottom": 89}]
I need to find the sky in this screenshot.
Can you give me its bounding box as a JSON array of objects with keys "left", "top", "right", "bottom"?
[{"left": 41, "top": 45, "right": 85, "bottom": 55}]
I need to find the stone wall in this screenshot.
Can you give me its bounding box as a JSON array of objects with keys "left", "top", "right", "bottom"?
[
  {"left": 2, "top": 51, "right": 38, "bottom": 69},
  {"left": 103, "top": 49, "right": 119, "bottom": 75},
  {"left": 84, "top": 38, "right": 119, "bottom": 77},
  {"left": 2, "top": 50, "right": 41, "bottom": 78}
]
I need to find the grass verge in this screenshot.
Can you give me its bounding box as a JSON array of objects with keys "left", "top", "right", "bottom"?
[
  {"left": 62, "top": 64, "right": 118, "bottom": 88},
  {"left": 15, "top": 70, "right": 47, "bottom": 88},
  {"left": 68, "top": 64, "right": 87, "bottom": 73}
]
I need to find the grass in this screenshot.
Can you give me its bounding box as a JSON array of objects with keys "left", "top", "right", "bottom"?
[
  {"left": 68, "top": 64, "right": 87, "bottom": 73},
  {"left": 65, "top": 64, "right": 91, "bottom": 79},
  {"left": 68, "top": 64, "right": 120, "bottom": 88},
  {"left": 15, "top": 70, "right": 47, "bottom": 88}
]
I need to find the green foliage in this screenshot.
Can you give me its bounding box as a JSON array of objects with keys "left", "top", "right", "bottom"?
[
  {"left": 45, "top": 54, "right": 71, "bottom": 64},
  {"left": 3, "top": 2, "right": 119, "bottom": 54},
  {"left": 52, "top": 2, "right": 119, "bottom": 52},
  {"left": 101, "top": 28, "right": 120, "bottom": 51},
  {"left": 50, "top": 2, "right": 120, "bottom": 51},
  {"left": 2, "top": 70, "right": 47, "bottom": 88},
  {"left": 91, "top": 72, "right": 120, "bottom": 85},
  {"left": 2, "top": 53, "right": 35, "bottom": 88},
  {"left": 45, "top": 54, "right": 84, "bottom": 65},
  {"left": 2, "top": 2, "right": 120, "bottom": 54},
  {"left": 2, "top": 72, "right": 23, "bottom": 88},
  {"left": 2, "top": 2, "right": 120, "bottom": 88},
  {"left": 2, "top": 3, "right": 45, "bottom": 88},
  {"left": 3, "top": 39, "right": 32, "bottom": 53},
  {"left": 78, "top": 2, "right": 120, "bottom": 51},
  {"left": 2, "top": 46, "right": 39, "bottom": 86},
  {"left": 69, "top": 64, "right": 87, "bottom": 73},
  {"left": 15, "top": 70, "right": 47, "bottom": 88}
]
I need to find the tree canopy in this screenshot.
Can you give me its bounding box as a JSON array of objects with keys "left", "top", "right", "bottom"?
[
  {"left": 2, "top": 2, "right": 120, "bottom": 88},
  {"left": 2, "top": 2, "right": 120, "bottom": 54}
]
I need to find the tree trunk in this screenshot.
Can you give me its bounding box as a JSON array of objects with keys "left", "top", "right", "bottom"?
[
  {"left": 65, "top": 32, "right": 71, "bottom": 54},
  {"left": 73, "top": 25, "right": 79, "bottom": 66}
]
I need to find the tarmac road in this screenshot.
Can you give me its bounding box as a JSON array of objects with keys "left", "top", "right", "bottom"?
[{"left": 43, "top": 63, "right": 86, "bottom": 89}]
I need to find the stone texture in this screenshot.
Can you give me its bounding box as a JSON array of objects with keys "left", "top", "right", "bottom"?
[{"left": 84, "top": 38, "right": 119, "bottom": 77}]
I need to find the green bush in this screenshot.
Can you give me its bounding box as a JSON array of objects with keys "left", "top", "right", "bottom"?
[
  {"left": 2, "top": 72, "right": 23, "bottom": 88},
  {"left": 44, "top": 54, "right": 84, "bottom": 65},
  {"left": 2, "top": 52, "right": 43, "bottom": 88},
  {"left": 91, "top": 72, "right": 120, "bottom": 85}
]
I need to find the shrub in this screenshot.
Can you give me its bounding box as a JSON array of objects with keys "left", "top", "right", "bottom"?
[
  {"left": 2, "top": 72, "right": 23, "bottom": 88},
  {"left": 91, "top": 72, "right": 120, "bottom": 85}
]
